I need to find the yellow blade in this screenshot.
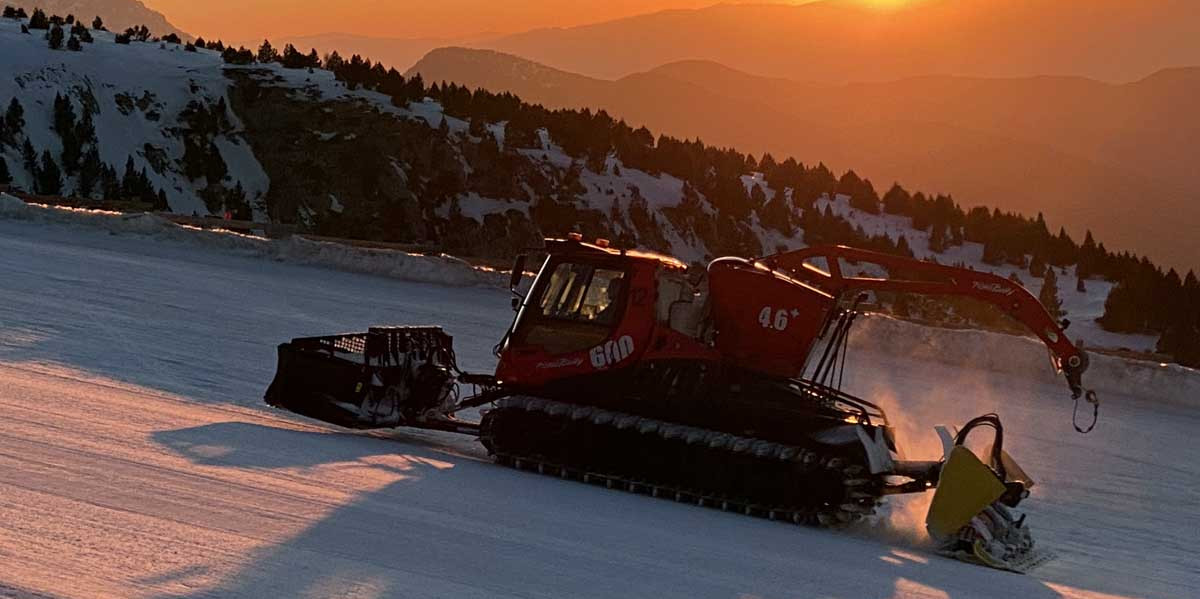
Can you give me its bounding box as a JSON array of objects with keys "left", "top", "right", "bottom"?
[
  {"left": 926, "top": 446, "right": 1007, "bottom": 540},
  {"left": 1000, "top": 449, "right": 1034, "bottom": 489}
]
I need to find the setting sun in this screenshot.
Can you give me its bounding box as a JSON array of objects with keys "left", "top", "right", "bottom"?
[{"left": 850, "top": 0, "right": 921, "bottom": 10}]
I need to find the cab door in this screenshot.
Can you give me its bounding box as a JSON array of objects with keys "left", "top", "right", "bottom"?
[{"left": 497, "top": 256, "right": 657, "bottom": 388}]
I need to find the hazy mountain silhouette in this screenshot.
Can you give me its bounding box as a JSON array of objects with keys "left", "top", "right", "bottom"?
[
  {"left": 410, "top": 48, "right": 1200, "bottom": 269},
  {"left": 10, "top": 0, "right": 188, "bottom": 38},
  {"left": 245, "top": 32, "right": 503, "bottom": 72},
  {"left": 480, "top": 0, "right": 1200, "bottom": 82}
]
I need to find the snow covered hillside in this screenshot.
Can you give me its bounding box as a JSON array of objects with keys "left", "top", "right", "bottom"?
[
  {"left": 8, "top": 0, "right": 188, "bottom": 38},
  {"left": 0, "top": 18, "right": 267, "bottom": 215},
  {"left": 0, "top": 13, "right": 1164, "bottom": 355},
  {"left": 2, "top": 204, "right": 1198, "bottom": 599}
]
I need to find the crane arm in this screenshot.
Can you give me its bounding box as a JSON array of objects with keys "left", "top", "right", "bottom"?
[{"left": 760, "top": 245, "right": 1091, "bottom": 399}]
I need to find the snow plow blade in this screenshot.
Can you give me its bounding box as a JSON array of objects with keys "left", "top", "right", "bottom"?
[
  {"left": 925, "top": 415, "right": 1055, "bottom": 574},
  {"left": 264, "top": 326, "right": 460, "bottom": 430},
  {"left": 926, "top": 446, "right": 1008, "bottom": 539}
]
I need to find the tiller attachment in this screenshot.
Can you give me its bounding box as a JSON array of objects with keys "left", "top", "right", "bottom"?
[
  {"left": 265, "top": 326, "right": 460, "bottom": 430},
  {"left": 925, "top": 415, "right": 1055, "bottom": 573}
]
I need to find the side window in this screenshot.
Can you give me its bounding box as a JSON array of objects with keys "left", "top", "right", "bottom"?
[{"left": 537, "top": 263, "right": 626, "bottom": 324}]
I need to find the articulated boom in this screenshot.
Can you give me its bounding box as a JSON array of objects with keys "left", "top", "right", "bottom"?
[{"left": 760, "top": 245, "right": 1092, "bottom": 399}]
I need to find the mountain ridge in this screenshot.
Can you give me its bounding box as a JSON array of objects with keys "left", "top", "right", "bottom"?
[
  {"left": 478, "top": 0, "right": 1200, "bottom": 82},
  {"left": 408, "top": 47, "right": 1199, "bottom": 271}
]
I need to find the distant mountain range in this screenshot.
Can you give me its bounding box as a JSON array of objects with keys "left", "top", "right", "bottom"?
[
  {"left": 235, "top": 32, "right": 502, "bottom": 72},
  {"left": 9, "top": 0, "right": 188, "bottom": 38},
  {"left": 479, "top": 0, "right": 1200, "bottom": 82},
  {"left": 409, "top": 48, "right": 1200, "bottom": 270}
]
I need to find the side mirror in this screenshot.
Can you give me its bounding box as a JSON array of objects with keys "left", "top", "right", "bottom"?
[{"left": 509, "top": 254, "right": 527, "bottom": 293}]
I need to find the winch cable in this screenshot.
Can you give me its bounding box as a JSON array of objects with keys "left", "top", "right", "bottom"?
[{"left": 1073, "top": 390, "right": 1099, "bottom": 434}]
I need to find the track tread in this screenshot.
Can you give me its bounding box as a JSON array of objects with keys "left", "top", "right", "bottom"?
[{"left": 481, "top": 397, "right": 882, "bottom": 527}]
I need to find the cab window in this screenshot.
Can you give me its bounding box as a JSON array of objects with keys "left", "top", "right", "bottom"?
[
  {"left": 538, "top": 263, "right": 625, "bottom": 325},
  {"left": 516, "top": 262, "right": 627, "bottom": 355}
]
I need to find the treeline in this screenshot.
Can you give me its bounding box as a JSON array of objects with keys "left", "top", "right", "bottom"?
[
  {"left": 3, "top": 7, "right": 103, "bottom": 50},
  {"left": 0, "top": 93, "right": 167, "bottom": 209}
]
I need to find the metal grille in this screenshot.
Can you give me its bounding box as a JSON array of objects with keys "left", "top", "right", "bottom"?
[{"left": 287, "top": 327, "right": 455, "bottom": 369}]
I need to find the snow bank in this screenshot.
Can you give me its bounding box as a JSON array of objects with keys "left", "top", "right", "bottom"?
[
  {"left": 0, "top": 194, "right": 506, "bottom": 288},
  {"left": 850, "top": 314, "right": 1198, "bottom": 408}
]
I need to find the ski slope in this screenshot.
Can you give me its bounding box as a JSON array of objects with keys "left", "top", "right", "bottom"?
[{"left": 1, "top": 216, "right": 1197, "bottom": 599}]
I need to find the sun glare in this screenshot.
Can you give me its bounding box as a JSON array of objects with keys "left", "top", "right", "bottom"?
[{"left": 857, "top": 0, "right": 917, "bottom": 10}]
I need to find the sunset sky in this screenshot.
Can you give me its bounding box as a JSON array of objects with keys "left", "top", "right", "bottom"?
[{"left": 142, "top": 0, "right": 800, "bottom": 41}]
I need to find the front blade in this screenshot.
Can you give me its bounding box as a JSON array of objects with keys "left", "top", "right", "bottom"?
[{"left": 925, "top": 446, "right": 1007, "bottom": 540}]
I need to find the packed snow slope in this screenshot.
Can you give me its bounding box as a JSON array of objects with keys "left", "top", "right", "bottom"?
[{"left": 2, "top": 217, "right": 1197, "bottom": 598}]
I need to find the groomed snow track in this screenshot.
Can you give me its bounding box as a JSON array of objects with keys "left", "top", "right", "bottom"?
[{"left": 1, "top": 215, "right": 1198, "bottom": 598}]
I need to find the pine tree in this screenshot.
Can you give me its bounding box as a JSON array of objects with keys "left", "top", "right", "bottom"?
[
  {"left": 324, "top": 51, "right": 344, "bottom": 72},
  {"left": 37, "top": 151, "right": 62, "bottom": 195},
  {"left": 882, "top": 182, "right": 911, "bottom": 215},
  {"left": 22, "top": 139, "right": 37, "bottom": 173},
  {"left": 92, "top": 16, "right": 105, "bottom": 31},
  {"left": 1076, "top": 275, "right": 1086, "bottom": 293},
  {"left": 2, "top": 6, "right": 16, "bottom": 19},
  {"left": 1039, "top": 268, "right": 1063, "bottom": 320},
  {"left": 154, "top": 189, "right": 169, "bottom": 211},
  {"left": 28, "top": 8, "right": 48, "bottom": 29},
  {"left": 0, "top": 156, "right": 10, "bottom": 185},
  {"left": 928, "top": 225, "right": 946, "bottom": 253},
  {"left": 78, "top": 28, "right": 92, "bottom": 43},
  {"left": 48, "top": 24, "right": 64, "bottom": 49},
  {"left": 280, "top": 43, "right": 305, "bottom": 68},
  {"left": 16, "top": 7, "right": 27, "bottom": 19},
  {"left": 257, "top": 39, "right": 278, "bottom": 63},
  {"left": 53, "top": 94, "right": 74, "bottom": 136},
  {"left": 120, "top": 157, "right": 138, "bottom": 197},
  {"left": 195, "top": 36, "right": 206, "bottom": 48},
  {"left": 1029, "top": 252, "right": 1047, "bottom": 278},
  {"left": 75, "top": 110, "right": 96, "bottom": 146},
  {"left": 1158, "top": 313, "right": 1200, "bottom": 368},
  {"left": 77, "top": 148, "right": 103, "bottom": 197},
  {"left": 100, "top": 165, "right": 119, "bottom": 201}
]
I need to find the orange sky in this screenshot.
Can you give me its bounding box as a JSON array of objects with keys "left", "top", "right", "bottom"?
[{"left": 142, "top": 1, "right": 789, "bottom": 42}]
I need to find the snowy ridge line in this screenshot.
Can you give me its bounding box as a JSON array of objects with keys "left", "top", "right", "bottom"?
[
  {"left": 851, "top": 315, "right": 1199, "bottom": 407},
  {"left": 0, "top": 194, "right": 507, "bottom": 288}
]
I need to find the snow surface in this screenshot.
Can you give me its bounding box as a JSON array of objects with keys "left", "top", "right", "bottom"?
[
  {"left": 0, "top": 193, "right": 507, "bottom": 288},
  {"left": 1, "top": 213, "right": 1197, "bottom": 598}
]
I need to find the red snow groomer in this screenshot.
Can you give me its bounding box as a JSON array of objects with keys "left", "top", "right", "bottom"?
[{"left": 266, "top": 235, "right": 1098, "bottom": 573}]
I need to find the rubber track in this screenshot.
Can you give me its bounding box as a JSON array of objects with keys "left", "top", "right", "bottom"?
[{"left": 480, "top": 396, "right": 883, "bottom": 527}]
